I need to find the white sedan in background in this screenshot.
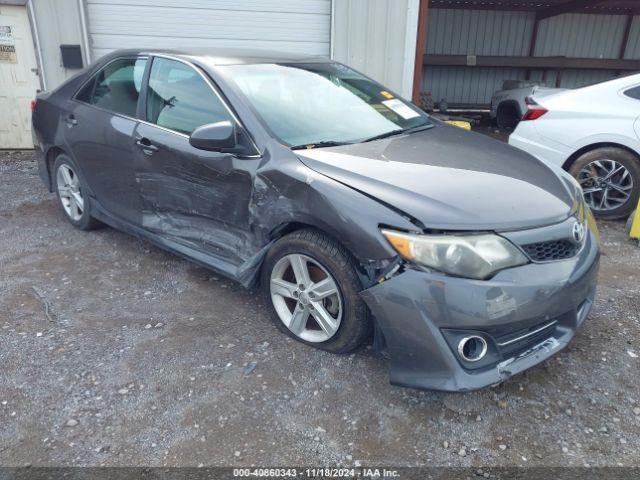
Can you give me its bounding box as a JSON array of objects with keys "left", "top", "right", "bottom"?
[{"left": 509, "top": 74, "right": 640, "bottom": 219}]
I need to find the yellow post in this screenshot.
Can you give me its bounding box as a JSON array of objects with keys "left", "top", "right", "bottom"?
[
  {"left": 631, "top": 201, "right": 640, "bottom": 240},
  {"left": 445, "top": 120, "right": 471, "bottom": 130}
]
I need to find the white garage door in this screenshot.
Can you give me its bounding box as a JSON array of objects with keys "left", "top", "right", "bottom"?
[{"left": 85, "top": 0, "right": 331, "bottom": 60}]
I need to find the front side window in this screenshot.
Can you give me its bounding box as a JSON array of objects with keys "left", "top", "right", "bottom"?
[
  {"left": 77, "top": 57, "right": 146, "bottom": 117},
  {"left": 219, "top": 62, "right": 431, "bottom": 147},
  {"left": 146, "top": 57, "right": 231, "bottom": 135}
]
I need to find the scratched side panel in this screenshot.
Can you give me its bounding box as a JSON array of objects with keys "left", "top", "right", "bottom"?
[{"left": 134, "top": 122, "right": 261, "bottom": 268}]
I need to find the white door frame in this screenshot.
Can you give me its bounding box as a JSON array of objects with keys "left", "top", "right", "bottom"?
[
  {"left": 25, "top": 0, "right": 44, "bottom": 90},
  {"left": 77, "top": 0, "right": 91, "bottom": 65}
]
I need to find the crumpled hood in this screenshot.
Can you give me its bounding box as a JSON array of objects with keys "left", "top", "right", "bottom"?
[{"left": 295, "top": 124, "right": 578, "bottom": 231}]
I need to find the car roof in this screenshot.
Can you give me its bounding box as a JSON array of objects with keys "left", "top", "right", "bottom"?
[{"left": 102, "top": 48, "right": 330, "bottom": 65}]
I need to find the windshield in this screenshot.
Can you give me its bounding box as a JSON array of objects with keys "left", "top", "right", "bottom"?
[{"left": 219, "top": 62, "right": 431, "bottom": 147}]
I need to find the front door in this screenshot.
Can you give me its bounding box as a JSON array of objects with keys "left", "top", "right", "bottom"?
[
  {"left": 134, "top": 56, "right": 258, "bottom": 266},
  {"left": 0, "top": 5, "right": 41, "bottom": 148},
  {"left": 62, "top": 56, "right": 147, "bottom": 224}
]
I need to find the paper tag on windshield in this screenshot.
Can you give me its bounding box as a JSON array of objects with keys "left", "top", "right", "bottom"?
[{"left": 382, "top": 99, "right": 420, "bottom": 119}]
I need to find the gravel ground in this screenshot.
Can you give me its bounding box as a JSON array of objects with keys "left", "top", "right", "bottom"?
[{"left": 1, "top": 150, "right": 639, "bottom": 468}]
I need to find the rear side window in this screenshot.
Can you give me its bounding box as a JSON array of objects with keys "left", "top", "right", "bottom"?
[
  {"left": 75, "top": 77, "right": 95, "bottom": 103},
  {"left": 625, "top": 86, "right": 640, "bottom": 100},
  {"left": 76, "top": 57, "right": 147, "bottom": 117},
  {"left": 146, "top": 57, "right": 231, "bottom": 135}
]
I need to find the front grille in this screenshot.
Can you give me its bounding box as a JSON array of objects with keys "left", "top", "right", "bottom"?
[{"left": 521, "top": 239, "right": 579, "bottom": 262}]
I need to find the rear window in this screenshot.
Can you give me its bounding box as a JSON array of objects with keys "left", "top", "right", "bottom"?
[{"left": 75, "top": 57, "right": 147, "bottom": 118}]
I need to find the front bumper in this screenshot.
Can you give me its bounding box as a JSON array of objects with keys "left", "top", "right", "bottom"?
[{"left": 360, "top": 231, "right": 599, "bottom": 392}]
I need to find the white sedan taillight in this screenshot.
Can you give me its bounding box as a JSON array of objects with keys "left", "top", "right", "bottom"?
[{"left": 522, "top": 96, "right": 548, "bottom": 121}]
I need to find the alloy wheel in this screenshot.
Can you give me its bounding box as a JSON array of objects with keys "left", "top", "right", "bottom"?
[
  {"left": 578, "top": 159, "right": 634, "bottom": 212},
  {"left": 56, "top": 164, "right": 84, "bottom": 221},
  {"left": 270, "top": 253, "right": 343, "bottom": 343}
]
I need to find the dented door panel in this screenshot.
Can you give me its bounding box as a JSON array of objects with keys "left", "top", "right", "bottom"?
[{"left": 133, "top": 122, "right": 259, "bottom": 266}]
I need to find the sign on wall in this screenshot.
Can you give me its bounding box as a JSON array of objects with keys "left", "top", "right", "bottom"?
[{"left": 0, "top": 25, "right": 17, "bottom": 63}]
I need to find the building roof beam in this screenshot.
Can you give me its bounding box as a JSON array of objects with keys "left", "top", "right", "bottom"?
[{"left": 536, "top": 0, "right": 608, "bottom": 20}]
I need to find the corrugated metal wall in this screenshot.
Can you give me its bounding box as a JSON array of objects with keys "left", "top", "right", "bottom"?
[
  {"left": 426, "top": 9, "right": 534, "bottom": 56},
  {"left": 424, "top": 9, "right": 533, "bottom": 105},
  {"left": 422, "top": 9, "right": 639, "bottom": 106},
  {"left": 332, "top": 0, "right": 419, "bottom": 98},
  {"left": 624, "top": 16, "right": 640, "bottom": 59},
  {"left": 534, "top": 13, "right": 627, "bottom": 58}
]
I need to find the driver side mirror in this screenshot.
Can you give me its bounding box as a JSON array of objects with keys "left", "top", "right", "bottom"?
[{"left": 189, "top": 120, "right": 237, "bottom": 152}]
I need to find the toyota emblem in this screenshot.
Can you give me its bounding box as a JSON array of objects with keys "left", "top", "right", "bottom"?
[{"left": 572, "top": 220, "right": 585, "bottom": 244}]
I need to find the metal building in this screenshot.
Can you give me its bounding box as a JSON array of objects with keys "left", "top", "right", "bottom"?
[{"left": 420, "top": 0, "right": 640, "bottom": 108}]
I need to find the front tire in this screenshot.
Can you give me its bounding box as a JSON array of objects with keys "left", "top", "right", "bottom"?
[
  {"left": 53, "top": 154, "right": 102, "bottom": 230},
  {"left": 261, "top": 229, "right": 371, "bottom": 354},
  {"left": 569, "top": 147, "right": 640, "bottom": 219}
]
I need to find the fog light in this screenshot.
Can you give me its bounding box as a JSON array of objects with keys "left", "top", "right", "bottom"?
[{"left": 458, "top": 336, "right": 488, "bottom": 362}]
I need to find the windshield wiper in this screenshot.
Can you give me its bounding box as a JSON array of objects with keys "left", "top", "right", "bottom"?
[
  {"left": 290, "top": 124, "right": 435, "bottom": 150},
  {"left": 290, "top": 140, "right": 352, "bottom": 150},
  {"left": 361, "top": 124, "right": 434, "bottom": 143}
]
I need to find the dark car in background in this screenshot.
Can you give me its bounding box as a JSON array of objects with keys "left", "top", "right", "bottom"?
[{"left": 31, "top": 49, "right": 600, "bottom": 391}]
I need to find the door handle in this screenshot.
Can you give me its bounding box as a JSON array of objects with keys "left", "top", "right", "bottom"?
[
  {"left": 65, "top": 114, "right": 78, "bottom": 127},
  {"left": 135, "top": 138, "right": 158, "bottom": 154}
]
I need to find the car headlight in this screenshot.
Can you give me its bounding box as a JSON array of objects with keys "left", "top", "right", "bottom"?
[{"left": 381, "top": 230, "right": 528, "bottom": 280}]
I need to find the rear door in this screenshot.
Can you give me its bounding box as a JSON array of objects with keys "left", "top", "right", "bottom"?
[
  {"left": 133, "top": 56, "right": 258, "bottom": 265},
  {"left": 63, "top": 56, "right": 147, "bottom": 224}
]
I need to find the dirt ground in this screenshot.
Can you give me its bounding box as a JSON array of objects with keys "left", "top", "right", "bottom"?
[{"left": 1, "top": 150, "right": 639, "bottom": 468}]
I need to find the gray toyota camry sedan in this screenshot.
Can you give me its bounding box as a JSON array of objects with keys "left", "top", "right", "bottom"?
[{"left": 31, "top": 49, "right": 600, "bottom": 392}]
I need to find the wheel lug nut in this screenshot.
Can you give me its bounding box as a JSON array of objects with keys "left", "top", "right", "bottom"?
[{"left": 299, "top": 284, "right": 305, "bottom": 291}]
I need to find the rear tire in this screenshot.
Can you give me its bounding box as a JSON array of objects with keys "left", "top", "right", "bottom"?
[
  {"left": 53, "top": 154, "right": 102, "bottom": 230},
  {"left": 569, "top": 147, "right": 640, "bottom": 220},
  {"left": 261, "top": 229, "right": 371, "bottom": 354},
  {"left": 496, "top": 102, "right": 521, "bottom": 130}
]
